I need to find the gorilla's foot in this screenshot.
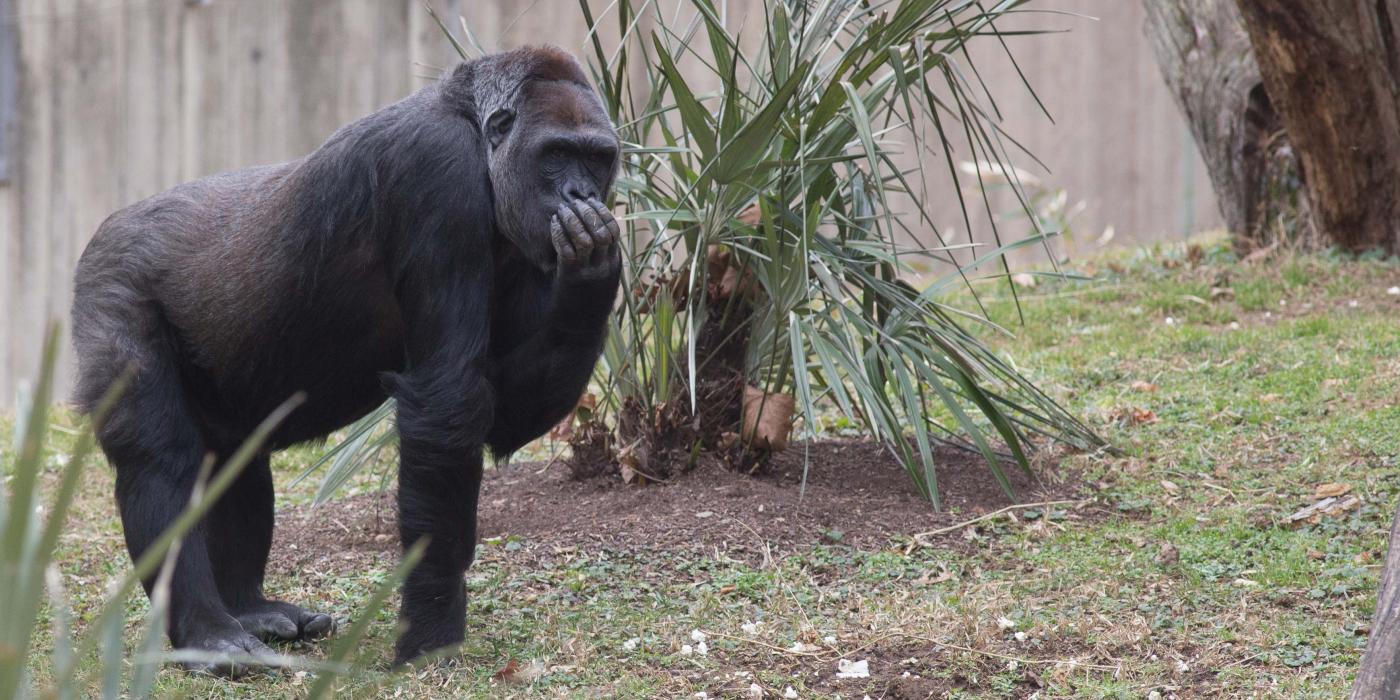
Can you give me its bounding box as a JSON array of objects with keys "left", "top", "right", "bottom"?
[
  {"left": 232, "top": 599, "right": 337, "bottom": 643},
  {"left": 178, "top": 621, "right": 282, "bottom": 678}
]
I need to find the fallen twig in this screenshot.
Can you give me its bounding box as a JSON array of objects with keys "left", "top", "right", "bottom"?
[{"left": 912, "top": 499, "right": 1086, "bottom": 545}]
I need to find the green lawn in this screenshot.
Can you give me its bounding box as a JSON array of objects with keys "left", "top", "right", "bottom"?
[{"left": 12, "top": 244, "right": 1400, "bottom": 697}]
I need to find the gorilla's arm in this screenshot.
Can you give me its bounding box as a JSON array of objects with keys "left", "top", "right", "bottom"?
[
  {"left": 487, "top": 200, "right": 621, "bottom": 455},
  {"left": 373, "top": 108, "right": 501, "bottom": 663}
]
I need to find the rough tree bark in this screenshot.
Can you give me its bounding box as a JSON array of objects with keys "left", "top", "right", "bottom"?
[
  {"left": 1352, "top": 500, "right": 1400, "bottom": 698},
  {"left": 1142, "top": 0, "right": 1306, "bottom": 252},
  {"left": 1235, "top": 0, "right": 1400, "bottom": 253}
]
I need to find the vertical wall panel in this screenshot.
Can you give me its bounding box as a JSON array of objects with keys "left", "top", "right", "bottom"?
[{"left": 0, "top": 0, "right": 1222, "bottom": 400}]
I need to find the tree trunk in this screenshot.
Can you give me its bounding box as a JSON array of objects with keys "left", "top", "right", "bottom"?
[
  {"left": 1143, "top": 0, "right": 1307, "bottom": 252},
  {"left": 1235, "top": 0, "right": 1400, "bottom": 253},
  {"left": 1352, "top": 499, "right": 1400, "bottom": 698}
]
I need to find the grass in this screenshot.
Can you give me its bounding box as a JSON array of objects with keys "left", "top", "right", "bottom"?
[{"left": 7, "top": 243, "right": 1399, "bottom": 697}]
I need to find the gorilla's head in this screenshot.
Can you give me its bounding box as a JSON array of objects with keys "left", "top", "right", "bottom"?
[{"left": 446, "top": 47, "right": 621, "bottom": 271}]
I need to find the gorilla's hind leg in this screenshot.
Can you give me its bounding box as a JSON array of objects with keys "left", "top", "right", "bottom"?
[
  {"left": 207, "top": 454, "right": 335, "bottom": 642},
  {"left": 99, "top": 353, "right": 278, "bottom": 676}
]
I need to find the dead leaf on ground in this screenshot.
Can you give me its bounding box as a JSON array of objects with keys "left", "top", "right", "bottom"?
[
  {"left": 1209, "top": 286, "right": 1235, "bottom": 301},
  {"left": 1107, "top": 406, "right": 1158, "bottom": 426},
  {"left": 617, "top": 442, "right": 644, "bottom": 485},
  {"left": 1314, "top": 482, "right": 1352, "bottom": 499},
  {"left": 1285, "top": 495, "right": 1362, "bottom": 528},
  {"left": 914, "top": 564, "right": 955, "bottom": 585},
  {"left": 1260, "top": 393, "right": 1282, "bottom": 404},
  {"left": 1156, "top": 542, "right": 1179, "bottom": 564},
  {"left": 741, "top": 386, "right": 795, "bottom": 451},
  {"left": 1130, "top": 381, "right": 1159, "bottom": 393},
  {"left": 494, "top": 659, "right": 547, "bottom": 685}
]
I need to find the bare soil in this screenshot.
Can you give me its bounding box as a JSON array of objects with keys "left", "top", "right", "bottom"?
[{"left": 269, "top": 440, "right": 1083, "bottom": 576}]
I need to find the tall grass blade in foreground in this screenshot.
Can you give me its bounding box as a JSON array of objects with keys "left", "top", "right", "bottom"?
[{"left": 0, "top": 327, "right": 412, "bottom": 697}]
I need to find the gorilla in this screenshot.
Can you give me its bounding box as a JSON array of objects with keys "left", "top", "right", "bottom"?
[{"left": 71, "top": 46, "right": 621, "bottom": 672}]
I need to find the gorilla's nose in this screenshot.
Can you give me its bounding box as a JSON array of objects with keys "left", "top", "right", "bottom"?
[{"left": 565, "top": 181, "right": 599, "bottom": 202}]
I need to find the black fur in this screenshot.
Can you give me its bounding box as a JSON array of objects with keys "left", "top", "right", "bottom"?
[{"left": 70, "top": 46, "right": 621, "bottom": 672}]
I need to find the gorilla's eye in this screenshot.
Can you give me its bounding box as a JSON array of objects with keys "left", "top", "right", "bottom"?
[
  {"left": 543, "top": 148, "right": 569, "bottom": 174},
  {"left": 485, "top": 109, "right": 516, "bottom": 149}
]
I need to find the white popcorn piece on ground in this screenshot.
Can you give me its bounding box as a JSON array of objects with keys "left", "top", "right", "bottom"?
[{"left": 835, "top": 659, "right": 870, "bottom": 679}]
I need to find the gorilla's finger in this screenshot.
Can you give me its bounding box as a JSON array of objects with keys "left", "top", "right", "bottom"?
[
  {"left": 570, "top": 199, "right": 607, "bottom": 244},
  {"left": 585, "top": 198, "right": 619, "bottom": 245},
  {"left": 551, "top": 214, "right": 577, "bottom": 264},
  {"left": 558, "top": 204, "right": 594, "bottom": 257}
]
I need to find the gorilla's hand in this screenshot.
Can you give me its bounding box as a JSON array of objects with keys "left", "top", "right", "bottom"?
[{"left": 551, "top": 199, "right": 622, "bottom": 282}]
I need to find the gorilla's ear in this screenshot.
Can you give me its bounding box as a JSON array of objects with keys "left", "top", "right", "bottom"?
[{"left": 485, "top": 109, "right": 516, "bottom": 150}]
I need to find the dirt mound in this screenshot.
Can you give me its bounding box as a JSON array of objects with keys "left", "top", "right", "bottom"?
[{"left": 269, "top": 440, "right": 1081, "bottom": 575}]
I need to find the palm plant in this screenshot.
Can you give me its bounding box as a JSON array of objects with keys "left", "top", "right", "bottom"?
[
  {"left": 569, "top": 0, "right": 1101, "bottom": 502},
  {"left": 310, "top": 0, "right": 1102, "bottom": 508}
]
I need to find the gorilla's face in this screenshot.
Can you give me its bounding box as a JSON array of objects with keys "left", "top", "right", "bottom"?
[{"left": 485, "top": 80, "right": 620, "bottom": 271}]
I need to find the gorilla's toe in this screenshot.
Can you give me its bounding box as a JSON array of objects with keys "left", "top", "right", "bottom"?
[
  {"left": 180, "top": 626, "right": 280, "bottom": 678},
  {"left": 301, "top": 612, "right": 336, "bottom": 639},
  {"left": 237, "top": 610, "right": 301, "bottom": 641},
  {"left": 234, "top": 600, "right": 337, "bottom": 643}
]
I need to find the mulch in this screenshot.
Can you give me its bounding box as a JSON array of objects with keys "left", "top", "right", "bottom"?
[{"left": 269, "top": 440, "right": 1085, "bottom": 576}]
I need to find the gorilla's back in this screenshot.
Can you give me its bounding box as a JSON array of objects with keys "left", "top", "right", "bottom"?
[{"left": 73, "top": 156, "right": 405, "bottom": 438}]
